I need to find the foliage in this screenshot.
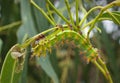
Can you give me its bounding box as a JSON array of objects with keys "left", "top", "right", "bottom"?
[{"left": 0, "top": 0, "right": 120, "bottom": 83}]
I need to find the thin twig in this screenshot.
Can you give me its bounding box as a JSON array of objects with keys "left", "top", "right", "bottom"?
[
  {"left": 46, "top": 3, "right": 56, "bottom": 24},
  {"left": 47, "top": 0, "right": 78, "bottom": 31},
  {"left": 0, "top": 21, "right": 21, "bottom": 32},
  {"left": 79, "top": 6, "right": 103, "bottom": 26},
  {"left": 76, "top": 0, "right": 79, "bottom": 26},
  {"left": 97, "top": 58, "right": 113, "bottom": 83},
  {"left": 87, "top": 1, "right": 119, "bottom": 40},
  {"left": 64, "top": 0, "right": 74, "bottom": 24},
  {"left": 92, "top": 60, "right": 107, "bottom": 79},
  {"left": 107, "top": 10, "right": 120, "bottom": 24},
  {"left": 30, "top": 0, "right": 56, "bottom": 26}
]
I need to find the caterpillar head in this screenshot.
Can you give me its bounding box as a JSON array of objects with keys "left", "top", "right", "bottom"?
[{"left": 31, "top": 37, "right": 51, "bottom": 57}]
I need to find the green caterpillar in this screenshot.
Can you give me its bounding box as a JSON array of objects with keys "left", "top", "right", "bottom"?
[{"left": 31, "top": 28, "right": 98, "bottom": 63}]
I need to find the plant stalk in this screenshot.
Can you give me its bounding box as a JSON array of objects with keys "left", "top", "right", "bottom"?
[
  {"left": 47, "top": 0, "right": 78, "bottom": 31},
  {"left": 76, "top": 0, "right": 79, "bottom": 26},
  {"left": 79, "top": 6, "right": 103, "bottom": 26},
  {"left": 64, "top": 0, "right": 74, "bottom": 25},
  {"left": 31, "top": 0, "right": 56, "bottom": 26},
  {"left": 97, "top": 57, "right": 113, "bottom": 83}
]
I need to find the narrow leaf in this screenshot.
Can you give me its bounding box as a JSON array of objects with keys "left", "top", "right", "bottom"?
[
  {"left": 17, "top": 0, "right": 37, "bottom": 43},
  {"left": 0, "top": 44, "right": 25, "bottom": 83},
  {"left": 37, "top": 55, "right": 59, "bottom": 83}
]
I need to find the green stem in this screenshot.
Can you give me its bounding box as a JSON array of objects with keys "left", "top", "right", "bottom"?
[
  {"left": 97, "top": 57, "right": 113, "bottom": 83},
  {"left": 81, "top": 20, "right": 94, "bottom": 30},
  {"left": 0, "top": 21, "right": 21, "bottom": 32},
  {"left": 46, "top": 2, "right": 75, "bottom": 15},
  {"left": 87, "top": 1, "right": 119, "bottom": 39},
  {"left": 92, "top": 60, "right": 113, "bottom": 83},
  {"left": 106, "top": 10, "right": 120, "bottom": 24},
  {"left": 47, "top": 0, "right": 78, "bottom": 31},
  {"left": 46, "top": 3, "right": 56, "bottom": 24},
  {"left": 92, "top": 60, "right": 107, "bottom": 79},
  {"left": 76, "top": 0, "right": 79, "bottom": 26},
  {"left": 30, "top": 0, "right": 55, "bottom": 26},
  {"left": 98, "top": 18, "right": 112, "bottom": 21},
  {"left": 79, "top": 6, "right": 103, "bottom": 26},
  {"left": 64, "top": 0, "right": 74, "bottom": 25},
  {"left": 47, "top": 0, "right": 69, "bottom": 24},
  {"left": 87, "top": 9, "right": 104, "bottom": 40},
  {"left": 102, "top": 1, "right": 119, "bottom": 11}
]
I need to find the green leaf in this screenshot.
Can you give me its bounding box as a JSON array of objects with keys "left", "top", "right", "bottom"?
[
  {"left": 37, "top": 55, "right": 59, "bottom": 83},
  {"left": 19, "top": 49, "right": 29, "bottom": 83},
  {"left": 32, "top": 0, "right": 50, "bottom": 32},
  {"left": 0, "top": 44, "right": 25, "bottom": 83},
  {"left": 17, "top": 0, "right": 37, "bottom": 43},
  {"left": 15, "top": 0, "right": 36, "bottom": 81},
  {"left": 100, "top": 11, "right": 120, "bottom": 24},
  {"left": 0, "top": 48, "right": 16, "bottom": 83}
]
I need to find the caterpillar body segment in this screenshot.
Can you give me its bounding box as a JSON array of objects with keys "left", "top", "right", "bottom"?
[
  {"left": 50, "top": 30, "right": 98, "bottom": 62},
  {"left": 31, "top": 25, "right": 69, "bottom": 57},
  {"left": 32, "top": 29, "right": 98, "bottom": 62},
  {"left": 20, "top": 25, "right": 72, "bottom": 49}
]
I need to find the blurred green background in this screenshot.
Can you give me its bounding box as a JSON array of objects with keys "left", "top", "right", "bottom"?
[{"left": 0, "top": 0, "right": 120, "bottom": 83}]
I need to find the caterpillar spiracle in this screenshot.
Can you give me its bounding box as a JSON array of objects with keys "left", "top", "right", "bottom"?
[{"left": 31, "top": 28, "right": 98, "bottom": 63}]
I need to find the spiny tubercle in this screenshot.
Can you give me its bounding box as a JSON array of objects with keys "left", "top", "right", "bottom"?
[{"left": 32, "top": 29, "right": 98, "bottom": 62}]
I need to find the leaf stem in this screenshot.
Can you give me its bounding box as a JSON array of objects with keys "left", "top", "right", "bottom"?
[
  {"left": 64, "top": 0, "right": 74, "bottom": 25},
  {"left": 30, "top": 0, "right": 56, "bottom": 26},
  {"left": 76, "top": 0, "right": 79, "bottom": 26},
  {"left": 106, "top": 10, "right": 120, "bottom": 24},
  {"left": 92, "top": 60, "right": 107, "bottom": 79},
  {"left": 97, "top": 57, "right": 113, "bottom": 83},
  {"left": 87, "top": 9, "right": 104, "bottom": 39},
  {"left": 81, "top": 20, "right": 94, "bottom": 30},
  {"left": 47, "top": 0, "right": 78, "bottom": 31},
  {"left": 0, "top": 21, "right": 21, "bottom": 32},
  {"left": 79, "top": 6, "right": 103, "bottom": 27},
  {"left": 87, "top": 1, "right": 120, "bottom": 39},
  {"left": 46, "top": 3, "right": 56, "bottom": 24}
]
